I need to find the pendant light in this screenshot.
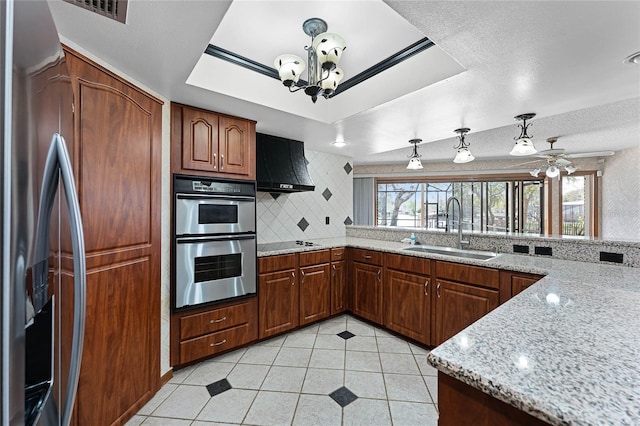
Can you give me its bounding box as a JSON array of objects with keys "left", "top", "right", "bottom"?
[
  {"left": 510, "top": 113, "right": 537, "bottom": 156},
  {"left": 406, "top": 139, "right": 423, "bottom": 170},
  {"left": 452, "top": 128, "right": 474, "bottom": 163}
]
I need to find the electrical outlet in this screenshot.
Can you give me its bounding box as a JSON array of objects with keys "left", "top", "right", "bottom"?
[{"left": 325, "top": 216, "right": 330, "bottom": 225}]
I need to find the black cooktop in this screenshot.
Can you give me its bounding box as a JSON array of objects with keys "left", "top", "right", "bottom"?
[{"left": 257, "top": 240, "right": 322, "bottom": 252}]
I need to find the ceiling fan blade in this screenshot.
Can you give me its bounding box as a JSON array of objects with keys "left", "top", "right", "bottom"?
[
  {"left": 511, "top": 159, "right": 543, "bottom": 167},
  {"left": 556, "top": 158, "right": 572, "bottom": 166},
  {"left": 536, "top": 148, "right": 565, "bottom": 157},
  {"left": 564, "top": 151, "right": 615, "bottom": 159}
]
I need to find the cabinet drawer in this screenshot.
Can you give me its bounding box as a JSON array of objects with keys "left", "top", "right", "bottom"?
[
  {"left": 180, "top": 300, "right": 252, "bottom": 340},
  {"left": 258, "top": 253, "right": 297, "bottom": 273},
  {"left": 299, "top": 249, "right": 330, "bottom": 266},
  {"left": 351, "top": 248, "right": 383, "bottom": 265},
  {"left": 435, "top": 261, "right": 499, "bottom": 289},
  {"left": 331, "top": 247, "right": 346, "bottom": 261},
  {"left": 386, "top": 253, "right": 431, "bottom": 275},
  {"left": 179, "top": 323, "right": 252, "bottom": 362}
]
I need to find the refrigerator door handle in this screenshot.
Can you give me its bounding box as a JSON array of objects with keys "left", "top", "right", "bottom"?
[
  {"left": 56, "top": 134, "right": 86, "bottom": 426},
  {"left": 34, "top": 134, "right": 86, "bottom": 426}
]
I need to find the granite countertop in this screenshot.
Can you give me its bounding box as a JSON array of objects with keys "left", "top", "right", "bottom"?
[{"left": 258, "top": 237, "right": 640, "bottom": 425}]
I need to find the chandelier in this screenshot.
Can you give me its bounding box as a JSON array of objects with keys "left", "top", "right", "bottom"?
[
  {"left": 406, "top": 139, "right": 423, "bottom": 170},
  {"left": 452, "top": 128, "right": 474, "bottom": 163},
  {"left": 510, "top": 113, "right": 538, "bottom": 156},
  {"left": 274, "top": 18, "right": 346, "bottom": 103}
]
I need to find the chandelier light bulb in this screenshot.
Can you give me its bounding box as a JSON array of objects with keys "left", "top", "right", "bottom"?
[{"left": 546, "top": 165, "right": 560, "bottom": 178}]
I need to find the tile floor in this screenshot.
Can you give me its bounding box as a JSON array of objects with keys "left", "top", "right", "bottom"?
[{"left": 127, "top": 315, "right": 439, "bottom": 425}]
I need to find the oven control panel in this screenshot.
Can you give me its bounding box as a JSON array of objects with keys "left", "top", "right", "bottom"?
[{"left": 174, "top": 175, "right": 256, "bottom": 197}]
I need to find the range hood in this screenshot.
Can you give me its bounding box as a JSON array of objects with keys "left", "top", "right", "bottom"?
[{"left": 256, "top": 133, "right": 315, "bottom": 193}]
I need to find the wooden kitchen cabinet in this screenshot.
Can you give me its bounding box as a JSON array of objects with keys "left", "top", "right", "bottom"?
[
  {"left": 299, "top": 249, "right": 331, "bottom": 325},
  {"left": 171, "top": 297, "right": 258, "bottom": 366},
  {"left": 171, "top": 102, "right": 256, "bottom": 179},
  {"left": 500, "top": 270, "right": 544, "bottom": 299},
  {"left": 434, "top": 279, "right": 499, "bottom": 345},
  {"left": 330, "top": 247, "right": 347, "bottom": 314},
  {"left": 63, "top": 47, "right": 162, "bottom": 426},
  {"left": 258, "top": 254, "right": 298, "bottom": 338},
  {"left": 433, "top": 261, "right": 500, "bottom": 345},
  {"left": 351, "top": 250, "right": 384, "bottom": 324},
  {"left": 385, "top": 254, "right": 431, "bottom": 344}
]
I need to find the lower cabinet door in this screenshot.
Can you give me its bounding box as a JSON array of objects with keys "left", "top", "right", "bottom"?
[
  {"left": 352, "top": 262, "right": 384, "bottom": 324},
  {"left": 259, "top": 269, "right": 298, "bottom": 338},
  {"left": 385, "top": 269, "right": 431, "bottom": 344},
  {"left": 331, "top": 260, "right": 346, "bottom": 314},
  {"left": 299, "top": 263, "right": 331, "bottom": 325},
  {"left": 434, "top": 279, "right": 499, "bottom": 345}
]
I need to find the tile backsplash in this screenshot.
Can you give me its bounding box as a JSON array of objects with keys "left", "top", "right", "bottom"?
[{"left": 256, "top": 149, "right": 353, "bottom": 243}]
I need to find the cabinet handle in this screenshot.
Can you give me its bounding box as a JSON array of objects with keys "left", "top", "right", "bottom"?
[
  {"left": 210, "top": 339, "right": 227, "bottom": 347},
  {"left": 291, "top": 271, "right": 295, "bottom": 286},
  {"left": 377, "top": 269, "right": 381, "bottom": 281},
  {"left": 209, "top": 316, "right": 227, "bottom": 324},
  {"left": 424, "top": 279, "right": 429, "bottom": 296},
  {"left": 213, "top": 153, "right": 217, "bottom": 169},
  {"left": 301, "top": 270, "right": 305, "bottom": 283},
  {"left": 332, "top": 264, "right": 336, "bottom": 276},
  {"left": 220, "top": 154, "right": 224, "bottom": 169},
  {"left": 363, "top": 255, "right": 372, "bottom": 259},
  {"left": 437, "top": 282, "right": 441, "bottom": 298}
]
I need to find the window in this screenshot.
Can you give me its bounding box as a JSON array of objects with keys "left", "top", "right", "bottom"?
[
  {"left": 559, "top": 173, "right": 596, "bottom": 236},
  {"left": 375, "top": 178, "right": 544, "bottom": 234}
]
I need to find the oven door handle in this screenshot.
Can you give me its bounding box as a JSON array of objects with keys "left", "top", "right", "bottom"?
[
  {"left": 176, "top": 234, "right": 256, "bottom": 244},
  {"left": 176, "top": 194, "right": 255, "bottom": 202}
]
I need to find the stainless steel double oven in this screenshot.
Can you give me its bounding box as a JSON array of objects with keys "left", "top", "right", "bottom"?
[{"left": 173, "top": 175, "right": 256, "bottom": 311}]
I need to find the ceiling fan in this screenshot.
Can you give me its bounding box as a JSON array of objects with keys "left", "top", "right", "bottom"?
[{"left": 514, "top": 137, "right": 615, "bottom": 178}]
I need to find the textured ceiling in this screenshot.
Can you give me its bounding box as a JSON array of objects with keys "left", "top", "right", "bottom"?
[{"left": 48, "top": 0, "right": 640, "bottom": 164}]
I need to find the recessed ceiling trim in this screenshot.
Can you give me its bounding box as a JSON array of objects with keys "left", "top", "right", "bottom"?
[
  {"left": 333, "top": 37, "right": 434, "bottom": 95},
  {"left": 204, "top": 37, "right": 435, "bottom": 98}
]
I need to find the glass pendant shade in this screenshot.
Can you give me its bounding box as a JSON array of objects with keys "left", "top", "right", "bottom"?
[
  {"left": 453, "top": 147, "right": 474, "bottom": 164},
  {"left": 510, "top": 137, "right": 537, "bottom": 156},
  {"left": 407, "top": 157, "right": 423, "bottom": 170},
  {"left": 320, "top": 67, "right": 344, "bottom": 95},
  {"left": 545, "top": 165, "right": 560, "bottom": 178},
  {"left": 529, "top": 168, "right": 541, "bottom": 177},
  {"left": 313, "top": 32, "right": 346, "bottom": 70},
  {"left": 565, "top": 165, "right": 576, "bottom": 175},
  {"left": 274, "top": 54, "right": 305, "bottom": 86}
]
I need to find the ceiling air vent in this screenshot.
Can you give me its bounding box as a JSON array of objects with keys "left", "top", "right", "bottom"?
[{"left": 64, "top": 0, "right": 128, "bottom": 24}]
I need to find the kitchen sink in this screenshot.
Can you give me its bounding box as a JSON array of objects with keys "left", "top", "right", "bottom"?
[{"left": 403, "top": 245, "right": 498, "bottom": 261}]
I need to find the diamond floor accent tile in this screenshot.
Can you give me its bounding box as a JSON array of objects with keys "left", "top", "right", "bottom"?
[
  {"left": 329, "top": 386, "right": 358, "bottom": 407},
  {"left": 322, "top": 188, "right": 333, "bottom": 201},
  {"left": 343, "top": 162, "right": 353, "bottom": 174},
  {"left": 206, "top": 378, "right": 232, "bottom": 397},
  {"left": 337, "top": 330, "right": 355, "bottom": 340},
  {"left": 344, "top": 216, "right": 353, "bottom": 225}
]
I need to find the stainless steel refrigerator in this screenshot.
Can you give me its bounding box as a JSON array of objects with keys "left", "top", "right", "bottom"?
[{"left": 1, "top": 1, "right": 86, "bottom": 425}]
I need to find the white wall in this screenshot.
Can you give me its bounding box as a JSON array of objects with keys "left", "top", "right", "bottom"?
[
  {"left": 257, "top": 150, "right": 353, "bottom": 242},
  {"left": 602, "top": 145, "right": 640, "bottom": 240}
]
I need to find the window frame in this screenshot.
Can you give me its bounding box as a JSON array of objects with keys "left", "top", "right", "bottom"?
[{"left": 374, "top": 173, "right": 546, "bottom": 234}]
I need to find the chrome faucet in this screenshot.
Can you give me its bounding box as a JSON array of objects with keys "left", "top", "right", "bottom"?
[{"left": 445, "top": 197, "right": 470, "bottom": 249}]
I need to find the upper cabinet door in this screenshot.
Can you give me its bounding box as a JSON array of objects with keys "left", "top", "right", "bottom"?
[
  {"left": 218, "top": 116, "right": 251, "bottom": 176},
  {"left": 181, "top": 108, "right": 219, "bottom": 173}
]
